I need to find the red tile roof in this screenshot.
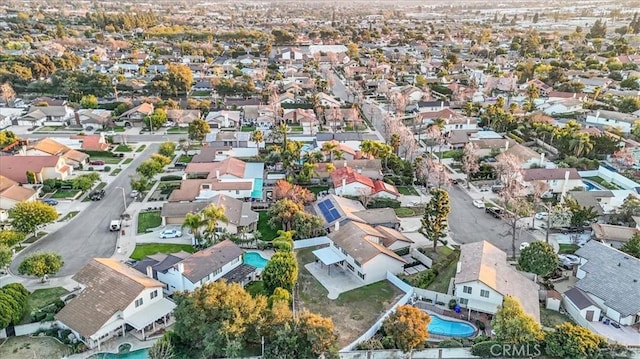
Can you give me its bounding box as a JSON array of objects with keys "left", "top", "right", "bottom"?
[
  {"left": 331, "top": 166, "right": 374, "bottom": 188},
  {"left": 0, "top": 155, "right": 61, "bottom": 183}
]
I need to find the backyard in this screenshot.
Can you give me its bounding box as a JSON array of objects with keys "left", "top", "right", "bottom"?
[
  {"left": 295, "top": 247, "right": 404, "bottom": 346},
  {"left": 396, "top": 186, "right": 419, "bottom": 196},
  {"left": 584, "top": 176, "right": 620, "bottom": 190},
  {"left": 540, "top": 306, "right": 574, "bottom": 328},
  {"left": 130, "top": 243, "right": 196, "bottom": 260},
  {"left": 257, "top": 212, "right": 278, "bottom": 241},
  {"left": 416, "top": 246, "right": 459, "bottom": 294},
  {"left": 304, "top": 185, "right": 329, "bottom": 195},
  {"left": 20, "top": 287, "right": 69, "bottom": 324},
  {"left": 0, "top": 336, "right": 70, "bottom": 359},
  {"left": 136, "top": 210, "right": 162, "bottom": 234}
]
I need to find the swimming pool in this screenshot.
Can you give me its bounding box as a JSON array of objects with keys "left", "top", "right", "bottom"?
[
  {"left": 428, "top": 314, "right": 476, "bottom": 338},
  {"left": 582, "top": 180, "right": 603, "bottom": 191},
  {"left": 89, "top": 348, "right": 149, "bottom": 359},
  {"left": 251, "top": 178, "right": 264, "bottom": 199},
  {"left": 244, "top": 252, "right": 269, "bottom": 269}
]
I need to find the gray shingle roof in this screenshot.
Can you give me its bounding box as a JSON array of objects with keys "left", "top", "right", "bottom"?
[{"left": 575, "top": 241, "right": 640, "bottom": 317}]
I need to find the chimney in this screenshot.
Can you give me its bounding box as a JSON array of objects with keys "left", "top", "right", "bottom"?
[
  {"left": 334, "top": 221, "right": 340, "bottom": 232},
  {"left": 440, "top": 101, "right": 444, "bottom": 110},
  {"left": 342, "top": 177, "right": 346, "bottom": 189},
  {"left": 595, "top": 110, "right": 600, "bottom": 120},
  {"left": 343, "top": 160, "right": 347, "bottom": 168},
  {"left": 177, "top": 262, "right": 184, "bottom": 273},
  {"left": 540, "top": 153, "right": 545, "bottom": 167},
  {"left": 216, "top": 170, "right": 220, "bottom": 179},
  {"left": 505, "top": 141, "right": 509, "bottom": 151},
  {"left": 146, "top": 266, "right": 153, "bottom": 278}
]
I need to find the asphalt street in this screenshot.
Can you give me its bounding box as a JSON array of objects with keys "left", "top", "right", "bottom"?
[
  {"left": 447, "top": 184, "right": 536, "bottom": 256},
  {"left": 10, "top": 143, "right": 159, "bottom": 277}
]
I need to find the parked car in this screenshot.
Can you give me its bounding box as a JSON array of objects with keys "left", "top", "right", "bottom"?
[
  {"left": 130, "top": 190, "right": 140, "bottom": 198},
  {"left": 90, "top": 160, "right": 105, "bottom": 166},
  {"left": 89, "top": 189, "right": 105, "bottom": 201},
  {"left": 485, "top": 207, "right": 503, "bottom": 218},
  {"left": 561, "top": 226, "right": 584, "bottom": 234},
  {"left": 520, "top": 242, "right": 530, "bottom": 251},
  {"left": 535, "top": 212, "right": 548, "bottom": 220},
  {"left": 160, "top": 229, "right": 182, "bottom": 239},
  {"left": 491, "top": 184, "right": 504, "bottom": 193},
  {"left": 559, "top": 254, "right": 580, "bottom": 265},
  {"left": 41, "top": 198, "right": 58, "bottom": 206},
  {"left": 472, "top": 200, "right": 485, "bottom": 208}
]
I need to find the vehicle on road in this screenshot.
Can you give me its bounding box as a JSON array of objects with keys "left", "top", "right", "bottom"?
[
  {"left": 485, "top": 207, "right": 503, "bottom": 218},
  {"left": 560, "top": 226, "right": 584, "bottom": 234},
  {"left": 109, "top": 220, "right": 122, "bottom": 231},
  {"left": 520, "top": 242, "right": 530, "bottom": 251},
  {"left": 89, "top": 189, "right": 105, "bottom": 201},
  {"left": 41, "top": 198, "right": 58, "bottom": 206},
  {"left": 90, "top": 160, "right": 105, "bottom": 166},
  {"left": 160, "top": 229, "right": 182, "bottom": 239},
  {"left": 130, "top": 190, "right": 139, "bottom": 198},
  {"left": 535, "top": 212, "right": 548, "bottom": 220},
  {"left": 472, "top": 200, "right": 485, "bottom": 208}
]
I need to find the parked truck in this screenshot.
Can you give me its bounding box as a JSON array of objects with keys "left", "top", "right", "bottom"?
[{"left": 109, "top": 220, "right": 122, "bottom": 231}]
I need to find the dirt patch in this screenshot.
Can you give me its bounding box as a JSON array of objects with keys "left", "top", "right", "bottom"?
[
  {"left": 0, "top": 336, "right": 70, "bottom": 359},
  {"left": 295, "top": 247, "right": 404, "bottom": 347}
]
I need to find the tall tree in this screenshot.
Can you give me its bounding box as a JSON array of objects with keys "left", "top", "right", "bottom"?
[
  {"left": 17, "top": 252, "right": 64, "bottom": 280},
  {"left": 250, "top": 129, "right": 264, "bottom": 149},
  {"left": 263, "top": 251, "right": 298, "bottom": 295},
  {"left": 383, "top": 305, "right": 431, "bottom": 353},
  {"left": 420, "top": 188, "right": 451, "bottom": 251},
  {"left": 0, "top": 246, "right": 11, "bottom": 269},
  {"left": 461, "top": 142, "right": 480, "bottom": 188},
  {"left": 0, "top": 230, "right": 25, "bottom": 248},
  {"left": 495, "top": 154, "right": 529, "bottom": 258},
  {"left": 202, "top": 203, "right": 228, "bottom": 245},
  {"left": 544, "top": 323, "right": 606, "bottom": 359},
  {"left": 158, "top": 141, "right": 176, "bottom": 158},
  {"left": 620, "top": 233, "right": 640, "bottom": 259},
  {"left": 273, "top": 180, "right": 314, "bottom": 205},
  {"left": 188, "top": 119, "right": 210, "bottom": 144},
  {"left": 292, "top": 212, "right": 325, "bottom": 239},
  {"left": 492, "top": 295, "right": 543, "bottom": 343},
  {"left": 9, "top": 201, "right": 59, "bottom": 237},
  {"left": 148, "top": 336, "right": 175, "bottom": 359},
  {"left": 268, "top": 199, "right": 303, "bottom": 231},
  {"left": 518, "top": 241, "right": 558, "bottom": 276},
  {"left": 181, "top": 212, "right": 206, "bottom": 246}
]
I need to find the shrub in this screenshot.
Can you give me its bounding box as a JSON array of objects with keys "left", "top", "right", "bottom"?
[
  {"left": 367, "top": 198, "right": 401, "bottom": 209},
  {"left": 475, "top": 319, "right": 486, "bottom": 331},
  {"left": 381, "top": 336, "right": 395, "bottom": 349},
  {"left": 471, "top": 340, "right": 502, "bottom": 357},
  {"left": 103, "top": 166, "right": 111, "bottom": 172},
  {"left": 160, "top": 175, "right": 182, "bottom": 181},
  {"left": 438, "top": 339, "right": 462, "bottom": 348},
  {"left": 473, "top": 334, "right": 490, "bottom": 344},
  {"left": 448, "top": 299, "right": 457, "bottom": 310},
  {"left": 80, "top": 150, "right": 114, "bottom": 157},
  {"left": 408, "top": 269, "right": 437, "bottom": 289}
]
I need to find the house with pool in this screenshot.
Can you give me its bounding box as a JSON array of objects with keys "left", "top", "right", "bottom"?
[
  {"left": 133, "top": 240, "right": 258, "bottom": 295},
  {"left": 55, "top": 258, "right": 175, "bottom": 350},
  {"left": 454, "top": 241, "right": 541, "bottom": 323}
]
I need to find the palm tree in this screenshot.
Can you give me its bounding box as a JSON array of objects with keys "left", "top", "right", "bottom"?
[
  {"left": 302, "top": 151, "right": 324, "bottom": 164},
  {"left": 389, "top": 133, "right": 401, "bottom": 155},
  {"left": 250, "top": 130, "right": 264, "bottom": 150},
  {"left": 525, "top": 83, "right": 539, "bottom": 105},
  {"left": 182, "top": 212, "right": 205, "bottom": 246},
  {"left": 570, "top": 133, "right": 594, "bottom": 157},
  {"left": 321, "top": 141, "right": 340, "bottom": 162},
  {"left": 202, "top": 204, "right": 228, "bottom": 245}
]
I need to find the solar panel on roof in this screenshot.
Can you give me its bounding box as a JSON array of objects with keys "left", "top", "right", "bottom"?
[{"left": 318, "top": 199, "right": 340, "bottom": 222}]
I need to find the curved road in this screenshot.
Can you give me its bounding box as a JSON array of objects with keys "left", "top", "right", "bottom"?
[{"left": 10, "top": 143, "right": 159, "bottom": 277}]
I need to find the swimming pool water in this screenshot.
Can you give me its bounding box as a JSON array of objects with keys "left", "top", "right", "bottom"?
[
  {"left": 90, "top": 348, "right": 149, "bottom": 359},
  {"left": 251, "top": 178, "right": 264, "bottom": 199},
  {"left": 428, "top": 314, "right": 476, "bottom": 338},
  {"left": 244, "top": 252, "right": 269, "bottom": 269},
  {"left": 582, "top": 180, "right": 601, "bottom": 191}
]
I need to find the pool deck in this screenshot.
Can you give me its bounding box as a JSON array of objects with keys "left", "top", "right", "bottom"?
[
  {"left": 66, "top": 333, "right": 157, "bottom": 359},
  {"left": 414, "top": 301, "right": 489, "bottom": 340}
]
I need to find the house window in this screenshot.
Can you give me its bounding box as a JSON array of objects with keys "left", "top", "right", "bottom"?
[
  {"left": 341, "top": 248, "right": 347, "bottom": 256},
  {"left": 463, "top": 286, "right": 472, "bottom": 294},
  {"left": 354, "top": 260, "right": 361, "bottom": 268},
  {"left": 213, "top": 267, "right": 222, "bottom": 276},
  {"left": 459, "top": 298, "right": 469, "bottom": 305},
  {"left": 480, "top": 289, "right": 490, "bottom": 298},
  {"left": 202, "top": 184, "right": 211, "bottom": 190},
  {"left": 346, "top": 263, "right": 354, "bottom": 272},
  {"left": 235, "top": 190, "right": 240, "bottom": 195},
  {"left": 150, "top": 290, "right": 158, "bottom": 300},
  {"left": 135, "top": 298, "right": 143, "bottom": 308},
  {"left": 357, "top": 271, "right": 365, "bottom": 280}
]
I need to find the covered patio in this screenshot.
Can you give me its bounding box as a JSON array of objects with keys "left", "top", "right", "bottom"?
[
  {"left": 312, "top": 246, "right": 346, "bottom": 275},
  {"left": 126, "top": 298, "right": 176, "bottom": 340},
  {"left": 307, "top": 246, "right": 365, "bottom": 299}
]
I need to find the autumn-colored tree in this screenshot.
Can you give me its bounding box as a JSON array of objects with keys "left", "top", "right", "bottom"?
[
  {"left": 492, "top": 295, "right": 543, "bottom": 343},
  {"left": 273, "top": 180, "right": 315, "bottom": 205},
  {"left": 0, "top": 230, "right": 25, "bottom": 248},
  {"left": 250, "top": 129, "right": 264, "bottom": 149},
  {"left": 158, "top": 141, "right": 176, "bottom": 158},
  {"left": 188, "top": 119, "right": 210, "bottom": 144},
  {"left": 268, "top": 199, "right": 303, "bottom": 231},
  {"left": 383, "top": 305, "right": 431, "bottom": 352},
  {"left": 495, "top": 154, "right": 531, "bottom": 258}
]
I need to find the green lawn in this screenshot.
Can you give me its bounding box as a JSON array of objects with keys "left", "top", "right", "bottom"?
[
  {"left": 114, "top": 144, "right": 133, "bottom": 152},
  {"left": 559, "top": 244, "right": 579, "bottom": 254},
  {"left": 90, "top": 156, "right": 122, "bottom": 164},
  {"left": 130, "top": 243, "right": 196, "bottom": 260},
  {"left": 167, "top": 127, "right": 189, "bottom": 134},
  {"left": 584, "top": 176, "right": 620, "bottom": 190},
  {"left": 122, "top": 158, "right": 133, "bottom": 165},
  {"left": 394, "top": 207, "right": 416, "bottom": 217},
  {"left": 191, "top": 90, "right": 211, "bottom": 97},
  {"left": 397, "top": 186, "right": 419, "bottom": 196},
  {"left": 257, "top": 212, "right": 278, "bottom": 241},
  {"left": 23, "top": 231, "right": 47, "bottom": 244},
  {"left": 50, "top": 189, "right": 81, "bottom": 199},
  {"left": 305, "top": 185, "right": 329, "bottom": 195},
  {"left": 58, "top": 211, "right": 79, "bottom": 222},
  {"left": 137, "top": 211, "right": 162, "bottom": 234},
  {"left": 136, "top": 144, "right": 147, "bottom": 152},
  {"left": 20, "top": 287, "right": 69, "bottom": 323},
  {"left": 540, "top": 306, "right": 574, "bottom": 328},
  {"left": 427, "top": 257, "right": 458, "bottom": 293},
  {"left": 245, "top": 281, "right": 267, "bottom": 297},
  {"left": 178, "top": 155, "right": 193, "bottom": 163},
  {"left": 241, "top": 126, "right": 256, "bottom": 132},
  {"left": 296, "top": 246, "right": 403, "bottom": 346},
  {"left": 290, "top": 126, "right": 304, "bottom": 132},
  {"left": 110, "top": 168, "right": 122, "bottom": 176}
]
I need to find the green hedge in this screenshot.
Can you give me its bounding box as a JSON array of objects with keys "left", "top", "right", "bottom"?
[
  {"left": 160, "top": 175, "right": 183, "bottom": 181},
  {"left": 367, "top": 198, "right": 401, "bottom": 209},
  {"left": 80, "top": 150, "right": 115, "bottom": 157}
]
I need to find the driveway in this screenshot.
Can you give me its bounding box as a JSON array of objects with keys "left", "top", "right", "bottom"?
[{"left": 10, "top": 143, "right": 159, "bottom": 277}]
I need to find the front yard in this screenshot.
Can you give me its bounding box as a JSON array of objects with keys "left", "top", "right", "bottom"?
[
  {"left": 295, "top": 247, "right": 404, "bottom": 346},
  {"left": 396, "top": 185, "right": 419, "bottom": 196},
  {"left": 137, "top": 210, "right": 162, "bottom": 234},
  {"left": 130, "top": 243, "right": 196, "bottom": 260},
  {"left": 50, "top": 189, "right": 82, "bottom": 199},
  {"left": 0, "top": 336, "right": 70, "bottom": 359}
]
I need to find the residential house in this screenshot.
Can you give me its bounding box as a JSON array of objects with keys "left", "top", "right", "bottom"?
[
  {"left": 276, "top": 47, "right": 305, "bottom": 62},
  {"left": 0, "top": 108, "right": 27, "bottom": 129},
  {"left": 191, "top": 145, "right": 259, "bottom": 163},
  {"left": 585, "top": 110, "right": 639, "bottom": 134},
  {"left": 204, "top": 131, "right": 251, "bottom": 149},
  {"left": 55, "top": 258, "right": 175, "bottom": 349},
  {"left": 418, "top": 108, "right": 476, "bottom": 132},
  {"left": 166, "top": 109, "right": 201, "bottom": 127},
  {"left": 69, "top": 134, "right": 110, "bottom": 151},
  {"left": 76, "top": 109, "right": 113, "bottom": 130},
  {"left": 565, "top": 241, "right": 640, "bottom": 336},
  {"left": 282, "top": 109, "right": 319, "bottom": 134},
  {"left": 454, "top": 241, "right": 541, "bottom": 322},
  {"left": 0, "top": 155, "right": 72, "bottom": 184},
  {"left": 415, "top": 100, "right": 450, "bottom": 112},
  {"left": 590, "top": 223, "right": 638, "bottom": 249},
  {"left": 331, "top": 166, "right": 399, "bottom": 199},
  {"left": 316, "top": 92, "right": 342, "bottom": 107},
  {"left": 496, "top": 142, "right": 544, "bottom": 169},
  {"left": 0, "top": 175, "right": 37, "bottom": 222},
  {"left": 537, "top": 98, "right": 585, "bottom": 116},
  {"left": 205, "top": 111, "right": 241, "bottom": 129},
  {"left": 134, "top": 240, "right": 256, "bottom": 295},
  {"left": 312, "top": 221, "right": 409, "bottom": 285},
  {"left": 117, "top": 103, "right": 154, "bottom": 127},
  {"left": 170, "top": 158, "right": 264, "bottom": 201},
  {"left": 520, "top": 79, "right": 552, "bottom": 97},
  {"left": 192, "top": 80, "right": 213, "bottom": 92},
  {"left": 242, "top": 105, "right": 276, "bottom": 129},
  {"left": 26, "top": 138, "right": 89, "bottom": 168},
  {"left": 161, "top": 194, "right": 258, "bottom": 234},
  {"left": 317, "top": 141, "right": 364, "bottom": 161},
  {"left": 18, "top": 105, "right": 74, "bottom": 127},
  {"left": 327, "top": 159, "right": 383, "bottom": 180},
  {"left": 573, "top": 77, "right": 612, "bottom": 93},
  {"left": 568, "top": 190, "right": 614, "bottom": 216},
  {"left": 521, "top": 168, "right": 583, "bottom": 196},
  {"left": 308, "top": 194, "right": 400, "bottom": 230}
]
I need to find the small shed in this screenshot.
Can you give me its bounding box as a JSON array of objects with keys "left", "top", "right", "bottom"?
[{"left": 545, "top": 290, "right": 562, "bottom": 311}]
